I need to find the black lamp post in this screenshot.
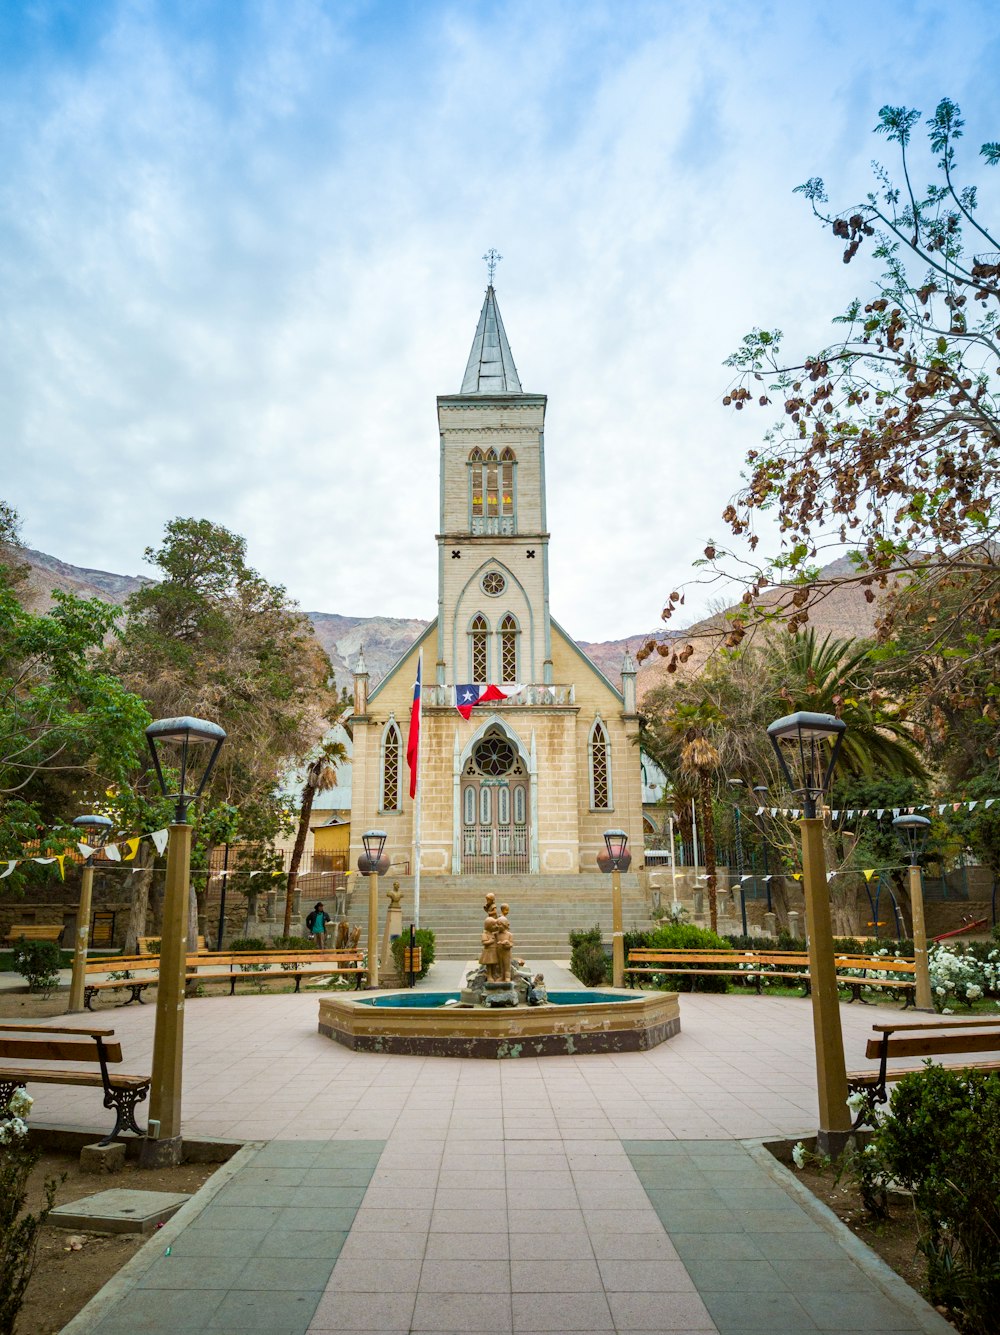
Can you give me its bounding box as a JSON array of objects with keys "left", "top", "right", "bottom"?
[
  {"left": 765, "top": 710, "right": 850, "bottom": 1153},
  {"left": 892, "top": 815, "right": 934, "bottom": 1011},
  {"left": 602, "top": 829, "right": 629, "bottom": 988},
  {"left": 68, "top": 814, "right": 114, "bottom": 1013},
  {"left": 141, "top": 715, "right": 226, "bottom": 1167},
  {"left": 753, "top": 785, "right": 772, "bottom": 911},
  {"left": 360, "top": 830, "right": 388, "bottom": 988}
]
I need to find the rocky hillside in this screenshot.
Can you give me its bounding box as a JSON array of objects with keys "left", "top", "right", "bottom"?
[{"left": 21, "top": 547, "right": 876, "bottom": 695}]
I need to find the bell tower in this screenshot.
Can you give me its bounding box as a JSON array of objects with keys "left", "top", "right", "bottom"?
[{"left": 436, "top": 281, "right": 552, "bottom": 690}]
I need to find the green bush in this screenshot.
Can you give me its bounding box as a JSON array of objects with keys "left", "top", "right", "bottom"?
[
  {"left": 858, "top": 1066, "right": 1000, "bottom": 1333},
  {"left": 10, "top": 941, "right": 62, "bottom": 995},
  {"left": 390, "top": 929, "right": 436, "bottom": 980},
  {"left": 569, "top": 926, "right": 608, "bottom": 986},
  {"left": 640, "top": 922, "right": 732, "bottom": 992}
]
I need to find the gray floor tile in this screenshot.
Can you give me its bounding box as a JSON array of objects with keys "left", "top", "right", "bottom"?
[
  {"left": 412, "top": 1291, "right": 513, "bottom": 1331},
  {"left": 768, "top": 1257, "right": 876, "bottom": 1291},
  {"left": 270, "top": 1206, "right": 359, "bottom": 1231},
  {"left": 512, "top": 1291, "right": 613, "bottom": 1331},
  {"left": 796, "top": 1289, "right": 922, "bottom": 1330},
  {"left": 326, "top": 1258, "right": 424, "bottom": 1291},
  {"left": 423, "top": 1232, "right": 511, "bottom": 1260},
  {"left": 508, "top": 1233, "right": 596, "bottom": 1260},
  {"left": 169, "top": 1228, "right": 271, "bottom": 1258},
  {"left": 207, "top": 1289, "right": 319, "bottom": 1332},
  {"left": 669, "top": 1233, "right": 765, "bottom": 1261},
  {"left": 588, "top": 1231, "right": 681, "bottom": 1261},
  {"left": 191, "top": 1205, "right": 285, "bottom": 1231},
  {"left": 596, "top": 1258, "right": 696, "bottom": 1291},
  {"left": 311, "top": 1289, "right": 417, "bottom": 1330},
  {"left": 257, "top": 1228, "right": 349, "bottom": 1259},
  {"left": 236, "top": 1256, "right": 333, "bottom": 1290},
  {"left": 418, "top": 1259, "right": 510, "bottom": 1292},
  {"left": 136, "top": 1255, "right": 247, "bottom": 1290},
  {"left": 510, "top": 1258, "right": 603, "bottom": 1291},
  {"left": 93, "top": 1289, "right": 225, "bottom": 1334},
  {"left": 606, "top": 1291, "right": 716, "bottom": 1331},
  {"left": 622, "top": 1141, "right": 692, "bottom": 1156},
  {"left": 701, "top": 1291, "right": 815, "bottom": 1332},
  {"left": 681, "top": 1258, "right": 785, "bottom": 1294}
]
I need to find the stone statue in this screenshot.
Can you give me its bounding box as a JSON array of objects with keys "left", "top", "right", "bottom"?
[
  {"left": 495, "top": 904, "right": 513, "bottom": 983},
  {"left": 335, "top": 919, "right": 350, "bottom": 949},
  {"left": 348, "top": 924, "right": 362, "bottom": 949},
  {"left": 527, "top": 973, "right": 548, "bottom": 1006},
  {"left": 386, "top": 882, "right": 403, "bottom": 910},
  {"left": 479, "top": 916, "right": 500, "bottom": 980},
  {"left": 483, "top": 892, "right": 498, "bottom": 918}
]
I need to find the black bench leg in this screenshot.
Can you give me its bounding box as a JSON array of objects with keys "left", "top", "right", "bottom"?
[
  {"left": 125, "top": 983, "right": 147, "bottom": 1006},
  {"left": 901, "top": 990, "right": 916, "bottom": 1010},
  {"left": 84, "top": 987, "right": 97, "bottom": 1011},
  {"left": 294, "top": 975, "right": 302, "bottom": 994},
  {"left": 100, "top": 1084, "right": 149, "bottom": 1146},
  {"left": 0, "top": 1079, "right": 25, "bottom": 1113}
]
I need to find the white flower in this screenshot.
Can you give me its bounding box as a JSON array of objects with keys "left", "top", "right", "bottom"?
[
  {"left": 791, "top": 1142, "right": 807, "bottom": 1169},
  {"left": 6, "top": 1089, "right": 32, "bottom": 1119},
  {"left": 942, "top": 1008, "right": 954, "bottom": 1015},
  {"left": 936, "top": 986, "right": 946, "bottom": 996},
  {"left": 966, "top": 985, "right": 983, "bottom": 1000},
  {"left": 0, "top": 1117, "right": 28, "bottom": 1144},
  {"left": 846, "top": 1091, "right": 866, "bottom": 1114}
]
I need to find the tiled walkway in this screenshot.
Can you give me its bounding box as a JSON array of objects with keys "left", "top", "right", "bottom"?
[{"left": 16, "top": 965, "right": 954, "bottom": 1335}]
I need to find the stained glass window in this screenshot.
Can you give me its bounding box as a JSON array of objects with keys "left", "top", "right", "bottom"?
[
  {"left": 590, "top": 720, "right": 611, "bottom": 810},
  {"left": 482, "top": 571, "right": 505, "bottom": 596},
  {"left": 381, "top": 721, "right": 401, "bottom": 811},
  {"left": 471, "top": 614, "right": 488, "bottom": 680},
  {"left": 500, "top": 614, "right": 518, "bottom": 682},
  {"left": 474, "top": 735, "right": 516, "bottom": 776},
  {"left": 469, "top": 447, "right": 516, "bottom": 528}
]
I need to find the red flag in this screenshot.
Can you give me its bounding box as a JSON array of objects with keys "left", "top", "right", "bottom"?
[{"left": 406, "top": 656, "right": 421, "bottom": 799}]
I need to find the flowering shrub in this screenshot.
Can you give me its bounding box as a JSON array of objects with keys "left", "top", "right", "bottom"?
[
  {"left": 0, "top": 1089, "right": 61, "bottom": 1335},
  {"left": 928, "top": 945, "right": 1000, "bottom": 1010}
]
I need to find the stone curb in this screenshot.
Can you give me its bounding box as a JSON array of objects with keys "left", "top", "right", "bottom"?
[
  {"left": 56, "top": 1140, "right": 263, "bottom": 1334},
  {"left": 744, "top": 1139, "right": 955, "bottom": 1335}
]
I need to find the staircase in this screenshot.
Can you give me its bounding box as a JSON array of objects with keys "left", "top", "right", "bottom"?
[{"left": 380, "top": 874, "right": 655, "bottom": 959}]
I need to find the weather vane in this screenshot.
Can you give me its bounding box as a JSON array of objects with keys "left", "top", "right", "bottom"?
[{"left": 483, "top": 248, "right": 502, "bottom": 285}]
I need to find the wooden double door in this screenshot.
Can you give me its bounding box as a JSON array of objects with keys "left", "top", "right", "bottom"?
[{"left": 460, "top": 731, "right": 530, "bottom": 875}]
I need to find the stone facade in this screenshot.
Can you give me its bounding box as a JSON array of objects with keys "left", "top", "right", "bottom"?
[{"left": 348, "top": 286, "right": 644, "bottom": 884}]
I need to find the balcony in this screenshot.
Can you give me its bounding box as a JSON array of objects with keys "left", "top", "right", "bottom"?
[{"left": 423, "top": 684, "right": 575, "bottom": 708}]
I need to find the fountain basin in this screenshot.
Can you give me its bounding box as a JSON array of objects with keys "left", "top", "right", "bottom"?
[{"left": 317, "top": 989, "right": 680, "bottom": 1058}]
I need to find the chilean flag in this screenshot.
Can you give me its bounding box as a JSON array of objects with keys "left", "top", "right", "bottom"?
[
  {"left": 454, "top": 682, "right": 524, "bottom": 720},
  {"left": 406, "top": 656, "right": 422, "bottom": 798}
]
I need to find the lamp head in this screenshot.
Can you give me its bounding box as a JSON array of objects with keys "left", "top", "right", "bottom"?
[
  {"left": 892, "top": 813, "right": 931, "bottom": 863},
  {"left": 145, "top": 716, "right": 227, "bottom": 823},
  {"left": 72, "top": 813, "right": 113, "bottom": 856},
  {"left": 602, "top": 829, "right": 629, "bottom": 870},
  {"left": 360, "top": 829, "right": 389, "bottom": 874},
  {"left": 766, "top": 711, "right": 846, "bottom": 819}
]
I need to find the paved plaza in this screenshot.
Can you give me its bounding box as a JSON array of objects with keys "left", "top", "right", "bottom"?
[{"left": 18, "top": 965, "right": 952, "bottom": 1335}]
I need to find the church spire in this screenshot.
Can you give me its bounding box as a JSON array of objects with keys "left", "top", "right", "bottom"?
[{"left": 460, "top": 284, "right": 523, "bottom": 394}]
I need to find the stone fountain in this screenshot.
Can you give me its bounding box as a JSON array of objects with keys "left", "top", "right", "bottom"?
[{"left": 317, "top": 892, "right": 679, "bottom": 1058}]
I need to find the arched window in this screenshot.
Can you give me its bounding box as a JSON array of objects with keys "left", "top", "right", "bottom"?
[
  {"left": 381, "top": 719, "right": 401, "bottom": 811},
  {"left": 589, "top": 719, "right": 611, "bottom": 810},
  {"left": 499, "top": 614, "right": 518, "bottom": 683},
  {"left": 470, "top": 614, "right": 489, "bottom": 681},
  {"left": 469, "top": 447, "right": 516, "bottom": 532}
]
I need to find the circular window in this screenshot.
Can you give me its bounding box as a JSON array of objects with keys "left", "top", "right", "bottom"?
[
  {"left": 473, "top": 736, "right": 516, "bottom": 776},
  {"left": 482, "top": 571, "right": 506, "bottom": 597}
]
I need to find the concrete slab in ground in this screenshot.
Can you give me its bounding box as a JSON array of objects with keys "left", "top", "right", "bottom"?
[{"left": 50, "top": 1189, "right": 191, "bottom": 1234}]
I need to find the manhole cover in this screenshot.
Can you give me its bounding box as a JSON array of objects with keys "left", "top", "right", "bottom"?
[{"left": 49, "top": 1189, "right": 191, "bottom": 1235}]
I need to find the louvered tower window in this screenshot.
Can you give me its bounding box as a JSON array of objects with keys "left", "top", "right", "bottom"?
[
  {"left": 470, "top": 614, "right": 489, "bottom": 681},
  {"left": 381, "top": 720, "right": 401, "bottom": 811},
  {"left": 589, "top": 720, "right": 611, "bottom": 810},
  {"left": 500, "top": 614, "right": 518, "bottom": 683}
]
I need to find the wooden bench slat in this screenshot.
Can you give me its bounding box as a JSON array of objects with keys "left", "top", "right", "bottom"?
[
  {"left": 866, "top": 1031, "right": 1000, "bottom": 1060},
  {"left": 0, "top": 1067, "right": 148, "bottom": 1089},
  {"left": 0, "top": 1038, "right": 123, "bottom": 1063},
  {"left": 872, "top": 1016, "right": 1000, "bottom": 1033},
  {"left": 0, "top": 1023, "right": 116, "bottom": 1037}
]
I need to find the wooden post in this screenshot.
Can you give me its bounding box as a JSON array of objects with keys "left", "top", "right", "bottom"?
[
  {"left": 67, "top": 861, "right": 94, "bottom": 1014},
  {"left": 909, "top": 863, "right": 934, "bottom": 1012},
  {"left": 799, "top": 816, "right": 851, "bottom": 1153},
  {"left": 367, "top": 870, "right": 380, "bottom": 989},
  {"left": 611, "top": 867, "right": 624, "bottom": 989},
  {"left": 141, "top": 822, "right": 191, "bottom": 1167}
]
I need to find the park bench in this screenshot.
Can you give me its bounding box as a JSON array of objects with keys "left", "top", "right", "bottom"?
[
  {"left": 137, "top": 934, "right": 207, "bottom": 956},
  {"left": 847, "top": 1016, "right": 1000, "bottom": 1126},
  {"left": 83, "top": 955, "right": 161, "bottom": 1010},
  {"left": 184, "top": 950, "right": 367, "bottom": 995},
  {"left": 4, "top": 924, "right": 64, "bottom": 946},
  {"left": 625, "top": 948, "right": 915, "bottom": 1005},
  {"left": 0, "top": 1022, "right": 150, "bottom": 1144}
]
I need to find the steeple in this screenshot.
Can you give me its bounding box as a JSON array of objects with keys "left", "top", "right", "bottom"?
[{"left": 460, "top": 285, "right": 523, "bottom": 394}]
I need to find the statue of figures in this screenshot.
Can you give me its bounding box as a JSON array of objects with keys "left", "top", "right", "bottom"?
[
  {"left": 483, "top": 891, "right": 497, "bottom": 918},
  {"left": 479, "top": 915, "right": 500, "bottom": 980},
  {"left": 528, "top": 973, "right": 547, "bottom": 1005},
  {"left": 348, "top": 923, "right": 362, "bottom": 949},
  {"left": 495, "top": 905, "right": 513, "bottom": 983},
  {"left": 335, "top": 919, "right": 350, "bottom": 949}
]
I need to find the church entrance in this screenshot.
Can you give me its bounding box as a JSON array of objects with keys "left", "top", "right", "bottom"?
[{"left": 461, "top": 729, "right": 530, "bottom": 875}]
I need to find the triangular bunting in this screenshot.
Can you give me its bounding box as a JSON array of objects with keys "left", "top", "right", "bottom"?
[
  {"left": 105, "top": 844, "right": 121, "bottom": 862},
  {"left": 123, "top": 837, "right": 140, "bottom": 861},
  {"left": 862, "top": 869, "right": 876, "bottom": 882},
  {"left": 151, "top": 829, "right": 169, "bottom": 855},
  {"left": 0, "top": 861, "right": 16, "bottom": 879}
]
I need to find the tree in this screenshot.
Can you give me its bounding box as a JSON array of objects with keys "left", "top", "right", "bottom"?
[
  {"left": 644, "top": 100, "right": 1000, "bottom": 688},
  {"left": 282, "top": 738, "right": 348, "bottom": 937}
]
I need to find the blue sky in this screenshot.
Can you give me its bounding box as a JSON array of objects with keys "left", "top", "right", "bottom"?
[{"left": 2, "top": 0, "right": 999, "bottom": 641}]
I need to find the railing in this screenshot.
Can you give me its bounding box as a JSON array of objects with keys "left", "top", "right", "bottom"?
[{"left": 424, "top": 684, "right": 575, "bottom": 707}]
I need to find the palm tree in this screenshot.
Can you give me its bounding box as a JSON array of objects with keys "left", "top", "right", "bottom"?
[{"left": 283, "top": 740, "right": 348, "bottom": 937}]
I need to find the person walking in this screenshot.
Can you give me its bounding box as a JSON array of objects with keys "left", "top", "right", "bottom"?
[{"left": 305, "top": 902, "right": 330, "bottom": 948}]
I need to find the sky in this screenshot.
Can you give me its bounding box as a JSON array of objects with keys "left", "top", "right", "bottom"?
[{"left": 2, "top": 0, "right": 999, "bottom": 641}]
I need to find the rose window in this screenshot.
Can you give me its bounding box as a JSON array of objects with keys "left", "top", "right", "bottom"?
[
  {"left": 482, "top": 571, "right": 506, "bottom": 597},
  {"left": 473, "top": 736, "right": 516, "bottom": 776}
]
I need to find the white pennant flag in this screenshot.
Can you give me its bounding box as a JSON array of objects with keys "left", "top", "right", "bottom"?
[
  {"left": 832, "top": 810, "right": 840, "bottom": 820},
  {"left": 876, "top": 810, "right": 885, "bottom": 820},
  {"left": 986, "top": 799, "right": 995, "bottom": 809},
  {"left": 892, "top": 808, "right": 900, "bottom": 818},
  {"left": 150, "top": 829, "right": 169, "bottom": 855},
  {"left": 968, "top": 801, "right": 978, "bottom": 811},
  {"left": 0, "top": 861, "right": 16, "bottom": 879},
  {"left": 77, "top": 842, "right": 96, "bottom": 859},
  {"left": 32, "top": 857, "right": 56, "bottom": 865},
  {"left": 105, "top": 844, "right": 121, "bottom": 862},
  {"left": 770, "top": 808, "right": 778, "bottom": 818}
]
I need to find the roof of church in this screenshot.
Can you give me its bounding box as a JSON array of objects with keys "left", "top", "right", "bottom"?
[{"left": 460, "top": 285, "right": 523, "bottom": 394}]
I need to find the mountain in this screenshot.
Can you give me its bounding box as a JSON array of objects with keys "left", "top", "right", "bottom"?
[{"left": 20, "top": 547, "right": 878, "bottom": 696}]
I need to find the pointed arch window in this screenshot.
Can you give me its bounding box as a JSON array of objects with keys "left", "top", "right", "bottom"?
[
  {"left": 380, "top": 719, "right": 401, "bottom": 812},
  {"left": 499, "top": 614, "right": 519, "bottom": 683},
  {"left": 469, "top": 447, "right": 516, "bottom": 532},
  {"left": 589, "top": 719, "right": 612, "bottom": 810},
  {"left": 470, "top": 614, "right": 489, "bottom": 681}
]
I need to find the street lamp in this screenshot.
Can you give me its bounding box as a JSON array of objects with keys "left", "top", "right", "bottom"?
[
  {"left": 601, "top": 829, "right": 629, "bottom": 988},
  {"left": 752, "top": 785, "right": 772, "bottom": 911},
  {"left": 360, "top": 830, "right": 388, "bottom": 989},
  {"left": 67, "top": 814, "right": 114, "bottom": 1013},
  {"left": 892, "top": 815, "right": 934, "bottom": 1012},
  {"left": 141, "top": 716, "right": 226, "bottom": 1167},
  {"left": 728, "top": 780, "right": 748, "bottom": 936},
  {"left": 766, "top": 711, "right": 850, "bottom": 1153}
]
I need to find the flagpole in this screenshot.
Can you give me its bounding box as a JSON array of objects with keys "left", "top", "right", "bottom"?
[{"left": 413, "top": 651, "right": 423, "bottom": 930}]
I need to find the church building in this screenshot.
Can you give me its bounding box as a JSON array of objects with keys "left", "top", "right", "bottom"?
[{"left": 348, "top": 282, "right": 644, "bottom": 895}]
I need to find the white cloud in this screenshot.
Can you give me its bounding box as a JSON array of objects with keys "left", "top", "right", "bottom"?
[{"left": 1, "top": 0, "right": 998, "bottom": 641}]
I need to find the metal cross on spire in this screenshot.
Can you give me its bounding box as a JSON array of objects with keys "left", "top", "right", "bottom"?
[{"left": 482, "top": 248, "right": 502, "bottom": 285}]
